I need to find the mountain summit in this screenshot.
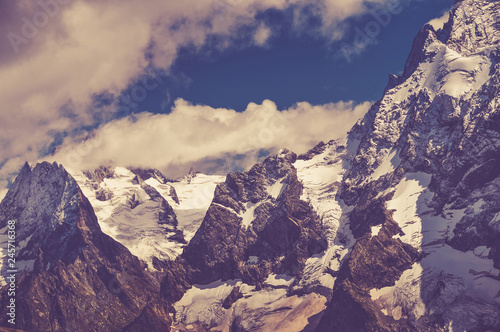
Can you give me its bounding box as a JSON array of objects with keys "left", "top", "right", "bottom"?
[{"left": 0, "top": 162, "right": 172, "bottom": 331}]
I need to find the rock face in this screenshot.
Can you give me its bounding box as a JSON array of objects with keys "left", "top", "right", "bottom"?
[
  {"left": 69, "top": 166, "right": 190, "bottom": 267},
  {"left": 0, "top": 162, "right": 172, "bottom": 332},
  {"left": 316, "top": 0, "right": 500, "bottom": 330},
  {"left": 183, "top": 149, "right": 326, "bottom": 285}
]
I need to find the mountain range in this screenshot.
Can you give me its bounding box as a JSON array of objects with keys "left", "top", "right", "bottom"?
[{"left": 1, "top": 0, "right": 500, "bottom": 331}]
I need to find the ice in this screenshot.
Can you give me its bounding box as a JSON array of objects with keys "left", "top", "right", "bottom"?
[
  {"left": 173, "top": 278, "right": 326, "bottom": 332},
  {"left": 293, "top": 140, "right": 356, "bottom": 291},
  {"left": 371, "top": 148, "right": 400, "bottom": 181},
  {"left": 387, "top": 173, "right": 432, "bottom": 248},
  {"left": 70, "top": 167, "right": 225, "bottom": 268},
  {"left": 371, "top": 225, "right": 382, "bottom": 238}
]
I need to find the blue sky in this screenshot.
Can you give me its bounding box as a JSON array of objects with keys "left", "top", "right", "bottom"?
[
  {"left": 134, "top": 0, "right": 455, "bottom": 112},
  {"left": 0, "top": 0, "right": 455, "bottom": 196}
]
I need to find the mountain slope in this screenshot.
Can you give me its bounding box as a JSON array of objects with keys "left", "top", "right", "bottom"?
[
  {"left": 68, "top": 166, "right": 225, "bottom": 268},
  {"left": 170, "top": 2, "right": 500, "bottom": 329},
  {"left": 0, "top": 162, "right": 172, "bottom": 332},
  {"left": 316, "top": 0, "right": 500, "bottom": 330}
]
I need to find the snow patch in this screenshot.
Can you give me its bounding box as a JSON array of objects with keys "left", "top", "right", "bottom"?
[
  {"left": 268, "top": 179, "right": 287, "bottom": 199},
  {"left": 0, "top": 188, "right": 7, "bottom": 202},
  {"left": 387, "top": 173, "right": 432, "bottom": 248},
  {"left": 371, "top": 225, "right": 382, "bottom": 238},
  {"left": 371, "top": 148, "right": 400, "bottom": 181},
  {"left": 240, "top": 202, "right": 259, "bottom": 229},
  {"left": 473, "top": 246, "right": 491, "bottom": 259},
  {"left": 428, "top": 11, "right": 450, "bottom": 30},
  {"left": 173, "top": 279, "right": 326, "bottom": 332},
  {"left": 247, "top": 256, "right": 258, "bottom": 264},
  {"left": 264, "top": 274, "right": 295, "bottom": 288},
  {"left": 489, "top": 212, "right": 500, "bottom": 232}
]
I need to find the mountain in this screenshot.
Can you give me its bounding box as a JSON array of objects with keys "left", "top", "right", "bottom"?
[
  {"left": 182, "top": 149, "right": 326, "bottom": 285},
  {"left": 68, "top": 166, "right": 225, "bottom": 268},
  {"left": 1, "top": 0, "right": 500, "bottom": 331},
  {"left": 0, "top": 162, "right": 172, "bottom": 331},
  {"left": 315, "top": 0, "right": 500, "bottom": 330},
  {"left": 172, "top": 0, "right": 500, "bottom": 330}
]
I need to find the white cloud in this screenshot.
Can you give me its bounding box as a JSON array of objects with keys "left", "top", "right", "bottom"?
[
  {"left": 428, "top": 11, "right": 450, "bottom": 31},
  {"left": 0, "top": 0, "right": 392, "bottom": 189},
  {"left": 47, "top": 99, "right": 371, "bottom": 177},
  {"left": 254, "top": 24, "right": 272, "bottom": 46}
]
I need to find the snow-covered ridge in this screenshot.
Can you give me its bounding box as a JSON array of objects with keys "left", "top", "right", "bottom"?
[
  {"left": 173, "top": 277, "right": 326, "bottom": 331},
  {"left": 346, "top": 0, "right": 499, "bottom": 184},
  {"left": 370, "top": 172, "right": 500, "bottom": 328},
  {"left": 69, "top": 166, "right": 225, "bottom": 267},
  {"left": 145, "top": 172, "right": 226, "bottom": 241},
  {"left": 293, "top": 139, "right": 358, "bottom": 292}
]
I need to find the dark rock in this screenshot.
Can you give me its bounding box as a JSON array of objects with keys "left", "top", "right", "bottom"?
[
  {"left": 0, "top": 162, "right": 173, "bottom": 332},
  {"left": 96, "top": 187, "right": 114, "bottom": 201},
  {"left": 84, "top": 165, "right": 115, "bottom": 183},
  {"left": 222, "top": 286, "right": 243, "bottom": 309},
  {"left": 183, "top": 149, "right": 325, "bottom": 285}
]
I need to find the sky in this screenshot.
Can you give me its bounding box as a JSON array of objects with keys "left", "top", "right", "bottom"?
[{"left": 0, "top": 0, "right": 455, "bottom": 198}]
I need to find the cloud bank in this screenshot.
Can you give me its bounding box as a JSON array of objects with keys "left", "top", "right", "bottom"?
[
  {"left": 48, "top": 99, "right": 371, "bottom": 177},
  {"left": 0, "top": 0, "right": 393, "bottom": 190}
]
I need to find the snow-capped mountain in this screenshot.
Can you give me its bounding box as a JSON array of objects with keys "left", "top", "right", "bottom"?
[
  {"left": 1, "top": 0, "right": 500, "bottom": 331},
  {"left": 0, "top": 162, "right": 172, "bottom": 331},
  {"left": 69, "top": 166, "right": 225, "bottom": 268},
  {"left": 316, "top": 0, "right": 500, "bottom": 330},
  {"left": 174, "top": 0, "right": 500, "bottom": 330}
]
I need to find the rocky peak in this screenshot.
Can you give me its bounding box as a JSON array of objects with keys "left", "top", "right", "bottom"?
[
  {"left": 344, "top": 0, "right": 500, "bottom": 193},
  {"left": 440, "top": 0, "right": 500, "bottom": 55},
  {"left": 130, "top": 168, "right": 170, "bottom": 185},
  {"left": 83, "top": 165, "right": 115, "bottom": 184},
  {"left": 0, "top": 162, "right": 173, "bottom": 331},
  {"left": 316, "top": 1, "right": 500, "bottom": 330},
  {"left": 182, "top": 148, "right": 324, "bottom": 285},
  {"left": 180, "top": 167, "right": 201, "bottom": 184},
  {"left": 0, "top": 162, "right": 88, "bottom": 264}
]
